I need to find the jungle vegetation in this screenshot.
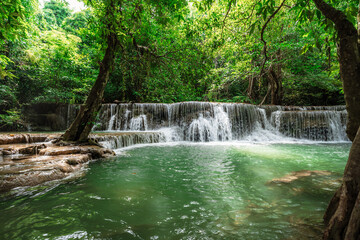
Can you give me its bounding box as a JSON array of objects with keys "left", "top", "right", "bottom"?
[{"left": 1, "top": 0, "right": 350, "bottom": 129}]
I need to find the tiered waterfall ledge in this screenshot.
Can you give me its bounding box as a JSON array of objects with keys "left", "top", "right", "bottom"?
[
  {"left": 0, "top": 133, "right": 117, "bottom": 192},
  {"left": 0, "top": 131, "right": 169, "bottom": 192}
]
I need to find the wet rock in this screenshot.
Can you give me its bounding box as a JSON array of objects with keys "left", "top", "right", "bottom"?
[
  {"left": 0, "top": 153, "right": 93, "bottom": 192},
  {"left": 18, "top": 144, "right": 47, "bottom": 155},
  {"left": 66, "top": 154, "right": 90, "bottom": 165},
  {"left": 39, "top": 146, "right": 82, "bottom": 156},
  {"left": 0, "top": 134, "right": 48, "bottom": 145},
  {"left": 39, "top": 145, "right": 115, "bottom": 158},
  {"left": 268, "top": 170, "right": 332, "bottom": 184},
  {"left": 0, "top": 134, "right": 114, "bottom": 192},
  {"left": 2, "top": 150, "right": 15, "bottom": 155},
  {"left": 66, "top": 158, "right": 79, "bottom": 165},
  {"left": 0, "top": 169, "right": 68, "bottom": 192},
  {"left": 89, "top": 147, "right": 115, "bottom": 159},
  {"left": 56, "top": 162, "right": 80, "bottom": 173}
]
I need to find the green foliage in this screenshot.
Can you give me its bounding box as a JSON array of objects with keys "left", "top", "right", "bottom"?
[
  {"left": 0, "top": 55, "right": 16, "bottom": 80},
  {"left": 0, "top": 84, "right": 21, "bottom": 130},
  {"left": 0, "top": 0, "right": 38, "bottom": 40},
  {"left": 0, "top": 84, "right": 18, "bottom": 109},
  {"left": 36, "top": 9, "right": 58, "bottom": 30},
  {"left": 62, "top": 11, "right": 89, "bottom": 33},
  {"left": 43, "top": 0, "right": 71, "bottom": 27},
  {"left": 0, "top": 109, "right": 21, "bottom": 129},
  {"left": 23, "top": 29, "right": 96, "bottom": 103},
  {"left": 0, "top": 0, "right": 352, "bottom": 112}
]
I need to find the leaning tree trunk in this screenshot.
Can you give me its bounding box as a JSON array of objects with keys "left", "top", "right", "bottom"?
[
  {"left": 62, "top": 32, "right": 118, "bottom": 142},
  {"left": 311, "top": 0, "right": 360, "bottom": 239}
]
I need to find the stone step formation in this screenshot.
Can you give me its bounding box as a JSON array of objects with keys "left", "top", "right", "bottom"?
[{"left": 0, "top": 133, "right": 115, "bottom": 193}]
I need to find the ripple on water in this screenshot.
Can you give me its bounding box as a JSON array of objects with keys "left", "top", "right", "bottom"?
[{"left": 0, "top": 143, "right": 351, "bottom": 239}]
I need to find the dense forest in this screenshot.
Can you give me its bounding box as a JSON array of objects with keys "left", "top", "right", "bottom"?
[{"left": 1, "top": 0, "right": 355, "bottom": 130}]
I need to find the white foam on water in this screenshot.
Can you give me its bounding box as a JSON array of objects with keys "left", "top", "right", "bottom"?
[{"left": 129, "top": 115, "right": 148, "bottom": 131}]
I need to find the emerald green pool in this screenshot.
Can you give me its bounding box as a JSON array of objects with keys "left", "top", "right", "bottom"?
[{"left": 0, "top": 143, "right": 350, "bottom": 239}]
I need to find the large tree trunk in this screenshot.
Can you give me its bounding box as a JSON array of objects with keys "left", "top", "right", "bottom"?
[
  {"left": 62, "top": 32, "right": 118, "bottom": 142},
  {"left": 323, "top": 126, "right": 360, "bottom": 239},
  {"left": 311, "top": 0, "right": 360, "bottom": 239},
  {"left": 313, "top": 0, "right": 360, "bottom": 142}
]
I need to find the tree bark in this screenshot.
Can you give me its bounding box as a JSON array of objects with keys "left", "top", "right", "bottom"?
[
  {"left": 269, "top": 68, "right": 282, "bottom": 105},
  {"left": 269, "top": 50, "right": 283, "bottom": 105},
  {"left": 313, "top": 0, "right": 360, "bottom": 142},
  {"left": 323, "top": 126, "right": 360, "bottom": 239},
  {"left": 311, "top": 0, "right": 360, "bottom": 239},
  {"left": 62, "top": 32, "right": 118, "bottom": 142}
]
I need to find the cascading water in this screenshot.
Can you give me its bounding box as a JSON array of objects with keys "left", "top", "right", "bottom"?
[
  {"left": 81, "top": 102, "right": 348, "bottom": 145},
  {"left": 66, "top": 104, "right": 80, "bottom": 128},
  {"left": 93, "top": 132, "right": 166, "bottom": 149},
  {"left": 270, "top": 109, "right": 347, "bottom": 141},
  {"left": 106, "top": 104, "right": 117, "bottom": 131},
  {"left": 129, "top": 115, "right": 148, "bottom": 131},
  {"left": 186, "top": 106, "right": 232, "bottom": 141}
]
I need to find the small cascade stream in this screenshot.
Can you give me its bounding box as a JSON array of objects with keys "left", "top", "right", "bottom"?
[{"left": 70, "top": 102, "right": 349, "bottom": 147}]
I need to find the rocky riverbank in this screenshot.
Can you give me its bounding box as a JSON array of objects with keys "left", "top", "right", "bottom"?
[{"left": 0, "top": 133, "right": 115, "bottom": 193}]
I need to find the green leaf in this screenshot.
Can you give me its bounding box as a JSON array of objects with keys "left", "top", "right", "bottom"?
[{"left": 315, "top": 10, "right": 322, "bottom": 20}]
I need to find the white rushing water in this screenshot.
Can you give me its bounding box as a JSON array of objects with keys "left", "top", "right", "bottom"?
[{"left": 82, "top": 102, "right": 348, "bottom": 145}]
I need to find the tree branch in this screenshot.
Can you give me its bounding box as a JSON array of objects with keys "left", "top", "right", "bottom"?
[
  {"left": 237, "top": 3, "right": 257, "bottom": 25},
  {"left": 259, "top": 0, "right": 287, "bottom": 78},
  {"left": 221, "top": 1, "right": 234, "bottom": 38},
  {"left": 312, "top": 0, "right": 357, "bottom": 38}
]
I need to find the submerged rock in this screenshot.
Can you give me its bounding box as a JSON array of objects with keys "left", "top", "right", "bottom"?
[
  {"left": 227, "top": 210, "right": 251, "bottom": 226},
  {"left": 268, "top": 170, "right": 331, "bottom": 184}
]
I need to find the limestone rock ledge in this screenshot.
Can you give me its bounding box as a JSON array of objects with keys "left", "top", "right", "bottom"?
[{"left": 0, "top": 133, "right": 115, "bottom": 193}]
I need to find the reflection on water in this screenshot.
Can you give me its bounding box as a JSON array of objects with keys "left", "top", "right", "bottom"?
[{"left": 0, "top": 143, "right": 350, "bottom": 239}]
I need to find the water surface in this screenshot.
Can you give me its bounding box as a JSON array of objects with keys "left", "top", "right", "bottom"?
[{"left": 0, "top": 143, "right": 350, "bottom": 239}]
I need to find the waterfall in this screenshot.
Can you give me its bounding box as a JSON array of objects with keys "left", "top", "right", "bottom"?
[
  {"left": 129, "top": 115, "right": 148, "bottom": 131},
  {"left": 186, "top": 106, "right": 232, "bottom": 141},
  {"left": 270, "top": 108, "right": 347, "bottom": 141},
  {"left": 67, "top": 102, "right": 348, "bottom": 143},
  {"left": 66, "top": 104, "right": 80, "bottom": 128},
  {"left": 92, "top": 132, "right": 166, "bottom": 149},
  {"left": 107, "top": 104, "right": 117, "bottom": 131}
]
